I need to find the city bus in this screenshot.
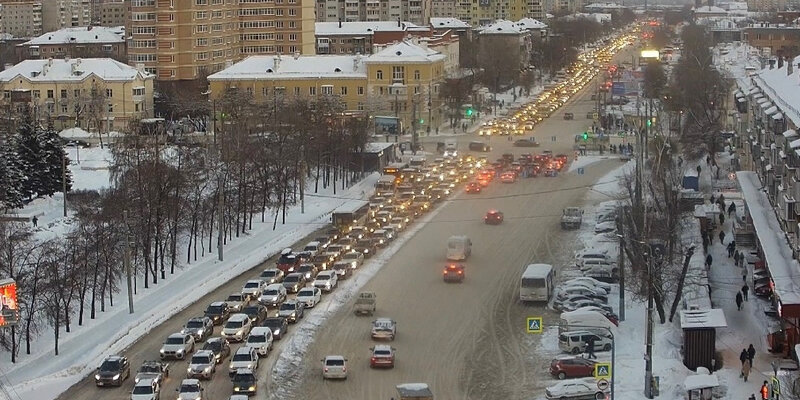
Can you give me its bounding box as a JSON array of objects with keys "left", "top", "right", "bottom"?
[
  {"left": 520, "top": 263, "right": 555, "bottom": 303},
  {"left": 331, "top": 200, "right": 370, "bottom": 232},
  {"left": 383, "top": 162, "right": 409, "bottom": 184},
  {"left": 375, "top": 175, "right": 397, "bottom": 195}
]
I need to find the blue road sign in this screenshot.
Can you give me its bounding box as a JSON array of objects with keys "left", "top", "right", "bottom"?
[
  {"left": 577, "top": 167, "right": 585, "bottom": 175},
  {"left": 526, "top": 317, "right": 543, "bottom": 333},
  {"left": 595, "top": 363, "right": 612, "bottom": 379},
  {"left": 612, "top": 82, "right": 626, "bottom": 96}
]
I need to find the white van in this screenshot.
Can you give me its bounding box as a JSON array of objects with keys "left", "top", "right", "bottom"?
[
  {"left": 558, "top": 330, "right": 613, "bottom": 354},
  {"left": 520, "top": 263, "right": 555, "bottom": 302},
  {"left": 446, "top": 235, "right": 472, "bottom": 260},
  {"left": 559, "top": 310, "right": 616, "bottom": 335},
  {"left": 444, "top": 140, "right": 458, "bottom": 157}
]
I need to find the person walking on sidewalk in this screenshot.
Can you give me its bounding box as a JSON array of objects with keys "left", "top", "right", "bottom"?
[
  {"left": 720, "top": 212, "right": 726, "bottom": 226},
  {"left": 719, "top": 230, "right": 726, "bottom": 244},
  {"left": 748, "top": 344, "right": 756, "bottom": 364},
  {"left": 729, "top": 202, "right": 737, "bottom": 217},
  {"left": 736, "top": 292, "right": 744, "bottom": 310},
  {"left": 761, "top": 381, "right": 770, "bottom": 400},
  {"left": 584, "top": 336, "right": 597, "bottom": 359},
  {"left": 740, "top": 349, "right": 749, "bottom": 366},
  {"left": 742, "top": 358, "right": 752, "bottom": 382},
  {"left": 742, "top": 284, "right": 750, "bottom": 301},
  {"left": 706, "top": 253, "right": 713, "bottom": 268},
  {"left": 734, "top": 250, "right": 740, "bottom": 265},
  {"left": 728, "top": 241, "right": 736, "bottom": 257}
]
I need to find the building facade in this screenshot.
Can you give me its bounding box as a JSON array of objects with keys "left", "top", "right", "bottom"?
[
  {"left": 207, "top": 40, "right": 446, "bottom": 134},
  {"left": 92, "top": 0, "right": 127, "bottom": 27},
  {"left": 0, "top": 0, "right": 42, "bottom": 38},
  {"left": 315, "top": 0, "right": 432, "bottom": 26},
  {"left": 453, "top": 0, "right": 532, "bottom": 27},
  {"left": 128, "top": 0, "right": 314, "bottom": 81},
  {"left": 41, "top": 0, "right": 91, "bottom": 32},
  {"left": 0, "top": 58, "right": 155, "bottom": 131},
  {"left": 743, "top": 23, "right": 800, "bottom": 58},
  {"left": 16, "top": 25, "right": 126, "bottom": 61},
  {"left": 431, "top": 0, "right": 457, "bottom": 17},
  {"left": 315, "top": 21, "right": 430, "bottom": 54}
]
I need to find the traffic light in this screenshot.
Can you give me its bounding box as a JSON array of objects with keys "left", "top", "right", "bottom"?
[
  {"left": 419, "top": 118, "right": 425, "bottom": 125},
  {"left": 466, "top": 107, "right": 474, "bottom": 117},
  {"left": 646, "top": 119, "right": 651, "bottom": 127},
  {"left": 582, "top": 132, "right": 589, "bottom": 141}
]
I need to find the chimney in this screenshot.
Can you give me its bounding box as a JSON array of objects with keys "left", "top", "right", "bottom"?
[
  {"left": 339, "top": 18, "right": 342, "bottom": 29},
  {"left": 354, "top": 53, "right": 361, "bottom": 71},
  {"left": 788, "top": 59, "right": 794, "bottom": 75},
  {"left": 293, "top": 51, "right": 300, "bottom": 60},
  {"left": 273, "top": 55, "right": 281, "bottom": 71}
]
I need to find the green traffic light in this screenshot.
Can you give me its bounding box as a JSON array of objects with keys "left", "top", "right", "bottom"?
[
  {"left": 466, "top": 108, "right": 473, "bottom": 117},
  {"left": 646, "top": 119, "right": 652, "bottom": 127},
  {"left": 582, "top": 132, "right": 589, "bottom": 141},
  {"left": 420, "top": 119, "right": 424, "bottom": 124}
]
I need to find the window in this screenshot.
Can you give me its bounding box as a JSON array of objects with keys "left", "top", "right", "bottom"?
[
  {"left": 106, "top": 89, "right": 113, "bottom": 98},
  {"left": 414, "top": 69, "right": 420, "bottom": 80},
  {"left": 289, "top": 34, "right": 297, "bottom": 41},
  {"left": 135, "top": 103, "right": 140, "bottom": 112},
  {"left": 33, "top": 90, "right": 40, "bottom": 99},
  {"left": 108, "top": 103, "right": 114, "bottom": 112},
  {"left": 2, "top": 91, "right": 10, "bottom": 100},
  {"left": 61, "top": 104, "right": 68, "bottom": 113},
  {"left": 133, "top": 87, "right": 146, "bottom": 96},
  {"left": 60, "top": 89, "right": 67, "bottom": 99},
  {"left": 392, "top": 66, "right": 404, "bottom": 82},
  {"left": 294, "top": 87, "right": 301, "bottom": 96},
  {"left": 196, "top": 24, "right": 209, "bottom": 33},
  {"left": 246, "top": 87, "right": 253, "bottom": 96},
  {"left": 376, "top": 70, "right": 383, "bottom": 80},
  {"left": 340, "top": 86, "right": 347, "bottom": 95},
  {"left": 197, "top": 38, "right": 208, "bottom": 46},
  {"left": 74, "top": 89, "right": 80, "bottom": 98},
  {"left": 288, "top": 8, "right": 297, "bottom": 15},
  {"left": 196, "top": 0, "right": 208, "bottom": 5},
  {"left": 195, "top": 11, "right": 208, "bottom": 19},
  {"left": 309, "top": 87, "right": 316, "bottom": 95},
  {"left": 358, "top": 86, "right": 364, "bottom": 95},
  {"left": 262, "top": 87, "right": 269, "bottom": 97},
  {"left": 196, "top": 52, "right": 208, "bottom": 60},
  {"left": 47, "top": 89, "right": 54, "bottom": 99},
  {"left": 321, "top": 86, "right": 333, "bottom": 95}
]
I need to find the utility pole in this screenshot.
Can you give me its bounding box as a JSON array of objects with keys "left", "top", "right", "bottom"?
[
  {"left": 300, "top": 145, "right": 306, "bottom": 214},
  {"left": 617, "top": 208, "right": 626, "bottom": 322},
  {"left": 123, "top": 212, "right": 134, "bottom": 314},
  {"left": 644, "top": 241, "right": 663, "bottom": 399},
  {"left": 217, "top": 175, "right": 224, "bottom": 262},
  {"left": 411, "top": 90, "right": 419, "bottom": 153},
  {"left": 427, "top": 83, "right": 432, "bottom": 136},
  {"left": 61, "top": 151, "right": 67, "bottom": 217}
]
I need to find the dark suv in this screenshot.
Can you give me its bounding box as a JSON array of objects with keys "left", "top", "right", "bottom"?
[
  {"left": 94, "top": 355, "right": 131, "bottom": 387},
  {"left": 204, "top": 301, "right": 230, "bottom": 325}
]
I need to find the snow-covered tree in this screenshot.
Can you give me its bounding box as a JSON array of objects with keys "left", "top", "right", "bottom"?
[
  {"left": 14, "top": 107, "right": 72, "bottom": 199},
  {"left": 38, "top": 120, "right": 72, "bottom": 197},
  {"left": 0, "top": 136, "right": 25, "bottom": 211}
]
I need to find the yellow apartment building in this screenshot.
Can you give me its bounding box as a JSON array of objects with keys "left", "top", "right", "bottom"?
[
  {"left": 207, "top": 40, "right": 447, "bottom": 133},
  {"left": 0, "top": 57, "right": 155, "bottom": 131}
]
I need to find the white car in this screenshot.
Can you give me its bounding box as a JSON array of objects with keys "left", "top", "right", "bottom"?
[
  {"left": 594, "top": 221, "right": 616, "bottom": 234},
  {"left": 241, "top": 280, "right": 266, "bottom": 298},
  {"left": 176, "top": 379, "right": 204, "bottom": 400},
  {"left": 159, "top": 332, "right": 195, "bottom": 360},
  {"left": 545, "top": 378, "right": 607, "bottom": 400},
  {"left": 221, "top": 314, "right": 252, "bottom": 342},
  {"left": 322, "top": 355, "right": 348, "bottom": 379},
  {"left": 258, "top": 268, "right": 284, "bottom": 284},
  {"left": 257, "top": 284, "right": 287, "bottom": 307},
  {"left": 340, "top": 251, "right": 365, "bottom": 269},
  {"left": 225, "top": 293, "right": 248, "bottom": 312},
  {"left": 245, "top": 327, "right": 274, "bottom": 357},
  {"left": 557, "top": 285, "right": 608, "bottom": 300},
  {"left": 313, "top": 271, "right": 338, "bottom": 292},
  {"left": 564, "top": 277, "right": 613, "bottom": 293},
  {"left": 186, "top": 350, "right": 216, "bottom": 380},
  {"left": 371, "top": 318, "right": 397, "bottom": 340},
  {"left": 229, "top": 347, "right": 259, "bottom": 376},
  {"left": 130, "top": 378, "right": 159, "bottom": 400},
  {"left": 296, "top": 287, "right": 322, "bottom": 308}
]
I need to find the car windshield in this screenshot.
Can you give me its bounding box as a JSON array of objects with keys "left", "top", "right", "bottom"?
[
  {"left": 284, "top": 275, "right": 299, "bottom": 283},
  {"left": 342, "top": 253, "right": 358, "bottom": 260},
  {"left": 263, "top": 319, "right": 282, "bottom": 328},
  {"left": 232, "top": 353, "right": 252, "bottom": 362},
  {"left": 247, "top": 334, "right": 267, "bottom": 343},
  {"left": 132, "top": 385, "right": 154, "bottom": 395},
  {"left": 232, "top": 373, "right": 255, "bottom": 384},
  {"left": 261, "top": 270, "right": 278, "bottom": 277},
  {"left": 326, "top": 359, "right": 345, "bottom": 366},
  {"left": 206, "top": 305, "right": 224, "bottom": 314},
  {"left": 165, "top": 337, "right": 184, "bottom": 345},
  {"left": 191, "top": 355, "right": 212, "bottom": 364},
  {"left": 298, "top": 289, "right": 313, "bottom": 296},
  {"left": 263, "top": 289, "right": 278, "bottom": 296},
  {"left": 316, "top": 273, "right": 331, "bottom": 280},
  {"left": 313, "top": 255, "right": 329, "bottom": 262},
  {"left": 186, "top": 320, "right": 204, "bottom": 329},
  {"left": 327, "top": 245, "right": 343, "bottom": 252},
  {"left": 179, "top": 383, "right": 200, "bottom": 393},
  {"left": 99, "top": 360, "right": 120, "bottom": 371},
  {"left": 139, "top": 364, "right": 159, "bottom": 373},
  {"left": 374, "top": 350, "right": 392, "bottom": 356},
  {"left": 244, "top": 282, "right": 259, "bottom": 289},
  {"left": 224, "top": 320, "right": 243, "bottom": 329},
  {"left": 279, "top": 303, "right": 296, "bottom": 311},
  {"left": 303, "top": 245, "right": 318, "bottom": 252},
  {"left": 299, "top": 265, "right": 313, "bottom": 272},
  {"left": 278, "top": 254, "right": 295, "bottom": 264},
  {"left": 203, "top": 341, "right": 221, "bottom": 352},
  {"left": 243, "top": 307, "right": 260, "bottom": 315},
  {"left": 227, "top": 295, "right": 243, "bottom": 302}
]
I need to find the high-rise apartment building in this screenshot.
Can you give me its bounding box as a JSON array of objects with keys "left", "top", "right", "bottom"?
[
  {"left": 315, "top": 0, "right": 432, "bottom": 26},
  {"left": 128, "top": 0, "right": 314, "bottom": 81},
  {"left": 91, "top": 0, "right": 127, "bottom": 27},
  {"left": 448, "top": 0, "right": 540, "bottom": 26},
  {"left": 431, "top": 0, "right": 457, "bottom": 18},
  {"left": 0, "top": 0, "right": 42, "bottom": 38},
  {"left": 42, "top": 0, "right": 91, "bottom": 32}
]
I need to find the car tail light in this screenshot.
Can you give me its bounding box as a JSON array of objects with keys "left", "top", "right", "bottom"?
[
  {"left": 371, "top": 357, "right": 376, "bottom": 362},
  {"left": 458, "top": 271, "right": 462, "bottom": 274}
]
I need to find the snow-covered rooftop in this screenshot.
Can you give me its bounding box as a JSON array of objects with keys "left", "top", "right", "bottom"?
[
  {"left": 23, "top": 26, "right": 125, "bottom": 46},
  {"left": 684, "top": 372, "right": 720, "bottom": 390},
  {"left": 753, "top": 55, "right": 800, "bottom": 127},
  {"left": 584, "top": 2, "right": 627, "bottom": 8},
  {"left": 396, "top": 383, "right": 433, "bottom": 396},
  {"left": 365, "top": 40, "right": 446, "bottom": 63},
  {"left": 694, "top": 5, "right": 727, "bottom": 13},
  {"left": 679, "top": 308, "right": 727, "bottom": 329},
  {"left": 430, "top": 17, "right": 471, "bottom": 29},
  {"left": 516, "top": 18, "right": 548, "bottom": 30},
  {"left": 363, "top": 142, "right": 394, "bottom": 153},
  {"left": 0, "top": 58, "right": 150, "bottom": 82},
  {"left": 315, "top": 21, "right": 425, "bottom": 36},
  {"left": 477, "top": 19, "right": 528, "bottom": 35},
  {"left": 208, "top": 54, "right": 366, "bottom": 80},
  {"left": 737, "top": 171, "right": 800, "bottom": 305}
]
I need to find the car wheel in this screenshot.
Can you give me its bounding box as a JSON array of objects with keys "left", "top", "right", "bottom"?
[
  {"left": 557, "top": 371, "right": 567, "bottom": 380},
  {"left": 571, "top": 347, "right": 582, "bottom": 355},
  {"left": 603, "top": 344, "right": 611, "bottom": 351}
]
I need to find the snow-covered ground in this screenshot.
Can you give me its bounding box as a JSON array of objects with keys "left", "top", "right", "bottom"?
[{"left": 1, "top": 144, "right": 381, "bottom": 400}]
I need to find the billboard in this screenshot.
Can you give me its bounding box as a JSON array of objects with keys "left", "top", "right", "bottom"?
[
  {"left": 374, "top": 116, "right": 402, "bottom": 135},
  {"left": 611, "top": 82, "right": 626, "bottom": 96},
  {"left": 0, "top": 278, "right": 19, "bottom": 327},
  {"left": 640, "top": 50, "right": 660, "bottom": 59}
]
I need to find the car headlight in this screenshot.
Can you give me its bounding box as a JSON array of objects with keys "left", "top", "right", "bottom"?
[
  {"left": 112, "top": 374, "right": 120, "bottom": 380},
  {"left": 197, "top": 329, "right": 203, "bottom": 335},
  {"left": 274, "top": 329, "right": 281, "bottom": 334},
  {"left": 249, "top": 386, "right": 256, "bottom": 391},
  {"left": 351, "top": 261, "right": 357, "bottom": 268},
  {"left": 363, "top": 249, "right": 369, "bottom": 253},
  {"left": 94, "top": 374, "right": 101, "bottom": 380},
  {"left": 187, "top": 367, "right": 192, "bottom": 373},
  {"left": 205, "top": 366, "right": 212, "bottom": 372},
  {"left": 177, "top": 349, "right": 184, "bottom": 355},
  {"left": 160, "top": 349, "right": 165, "bottom": 354},
  {"left": 237, "top": 330, "right": 243, "bottom": 336}
]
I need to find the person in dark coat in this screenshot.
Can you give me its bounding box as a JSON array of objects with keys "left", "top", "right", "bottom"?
[
  {"left": 740, "top": 349, "right": 749, "bottom": 366},
  {"left": 728, "top": 241, "right": 736, "bottom": 257},
  {"left": 706, "top": 253, "right": 713, "bottom": 268},
  {"left": 710, "top": 194, "right": 716, "bottom": 204},
  {"left": 719, "top": 212, "right": 726, "bottom": 226},
  {"left": 697, "top": 165, "right": 702, "bottom": 176},
  {"left": 719, "top": 230, "right": 726, "bottom": 244},
  {"left": 736, "top": 292, "right": 744, "bottom": 310},
  {"left": 585, "top": 336, "right": 597, "bottom": 359},
  {"left": 742, "top": 284, "right": 750, "bottom": 301},
  {"left": 728, "top": 202, "right": 737, "bottom": 217},
  {"left": 748, "top": 344, "right": 756, "bottom": 363},
  {"left": 734, "top": 250, "right": 740, "bottom": 265},
  {"left": 702, "top": 235, "right": 709, "bottom": 253}
]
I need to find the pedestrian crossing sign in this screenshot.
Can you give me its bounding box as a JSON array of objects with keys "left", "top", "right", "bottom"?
[
  {"left": 526, "top": 317, "right": 543, "bottom": 333},
  {"left": 594, "top": 363, "right": 612, "bottom": 379}
]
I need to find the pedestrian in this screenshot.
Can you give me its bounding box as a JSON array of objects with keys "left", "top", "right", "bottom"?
[
  {"left": 706, "top": 253, "right": 713, "bottom": 268},
  {"left": 31, "top": 215, "right": 37, "bottom": 227},
  {"left": 734, "top": 250, "right": 740, "bottom": 265},
  {"left": 720, "top": 212, "right": 725, "bottom": 226},
  {"left": 728, "top": 241, "right": 736, "bottom": 257},
  {"left": 585, "top": 336, "right": 597, "bottom": 359},
  {"left": 742, "top": 284, "right": 750, "bottom": 301},
  {"left": 748, "top": 344, "right": 756, "bottom": 363},
  {"left": 728, "top": 202, "right": 736, "bottom": 217},
  {"left": 740, "top": 349, "right": 749, "bottom": 366},
  {"left": 708, "top": 230, "right": 715, "bottom": 245},
  {"left": 719, "top": 230, "right": 726, "bottom": 244},
  {"left": 702, "top": 234, "right": 709, "bottom": 253},
  {"left": 761, "top": 381, "right": 769, "bottom": 400},
  {"left": 710, "top": 194, "right": 716, "bottom": 204},
  {"left": 736, "top": 292, "right": 744, "bottom": 310},
  {"left": 697, "top": 165, "right": 702, "bottom": 176},
  {"left": 718, "top": 193, "right": 726, "bottom": 206},
  {"left": 707, "top": 155, "right": 711, "bottom": 165},
  {"left": 742, "top": 358, "right": 751, "bottom": 382}
]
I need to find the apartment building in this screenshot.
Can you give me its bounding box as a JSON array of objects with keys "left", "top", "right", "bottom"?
[
  {"left": 128, "top": 0, "right": 314, "bottom": 81},
  {"left": 315, "top": 20, "right": 429, "bottom": 54},
  {"left": 16, "top": 25, "right": 126, "bottom": 61},
  {"left": 91, "top": 0, "right": 127, "bottom": 27},
  {"left": 0, "top": 0, "right": 42, "bottom": 38},
  {"left": 455, "top": 0, "right": 530, "bottom": 26},
  {"left": 0, "top": 57, "right": 154, "bottom": 131},
  {"left": 743, "top": 23, "right": 800, "bottom": 57},
  {"left": 431, "top": 0, "right": 457, "bottom": 17},
  {"left": 42, "top": 0, "right": 91, "bottom": 32},
  {"left": 315, "top": 0, "right": 433, "bottom": 26},
  {"left": 207, "top": 40, "right": 446, "bottom": 133}
]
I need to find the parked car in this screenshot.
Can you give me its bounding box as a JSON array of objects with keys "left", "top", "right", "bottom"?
[
  {"left": 181, "top": 316, "right": 214, "bottom": 342},
  {"left": 159, "top": 333, "right": 195, "bottom": 360},
  {"left": 260, "top": 317, "right": 289, "bottom": 340},
  {"left": 202, "top": 337, "right": 230, "bottom": 364},
  {"left": 95, "top": 355, "right": 131, "bottom": 387},
  {"left": 558, "top": 331, "right": 613, "bottom": 354},
  {"left": 545, "top": 378, "right": 607, "bottom": 399},
  {"left": 549, "top": 356, "right": 597, "bottom": 379}
]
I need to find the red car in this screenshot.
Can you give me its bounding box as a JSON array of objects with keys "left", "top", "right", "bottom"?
[
  {"left": 484, "top": 210, "right": 504, "bottom": 225},
  {"left": 443, "top": 264, "right": 465, "bottom": 283},
  {"left": 549, "top": 357, "right": 597, "bottom": 380},
  {"left": 369, "top": 344, "right": 395, "bottom": 368},
  {"left": 465, "top": 182, "right": 482, "bottom": 194}
]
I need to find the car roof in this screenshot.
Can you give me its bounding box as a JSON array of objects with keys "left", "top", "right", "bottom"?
[
  {"left": 285, "top": 272, "right": 303, "bottom": 278},
  {"left": 316, "top": 271, "right": 334, "bottom": 277},
  {"left": 181, "top": 378, "right": 201, "bottom": 385},
  {"left": 192, "top": 350, "right": 214, "bottom": 358},
  {"left": 373, "top": 344, "right": 393, "bottom": 352},
  {"left": 228, "top": 313, "right": 249, "bottom": 321},
  {"left": 265, "top": 283, "right": 284, "bottom": 290},
  {"left": 167, "top": 332, "right": 186, "bottom": 339},
  {"left": 234, "top": 368, "right": 255, "bottom": 375},
  {"left": 105, "top": 355, "right": 125, "bottom": 362},
  {"left": 305, "top": 241, "right": 321, "bottom": 246},
  {"left": 325, "top": 355, "right": 346, "bottom": 361},
  {"left": 206, "top": 337, "right": 225, "bottom": 343},
  {"left": 375, "top": 317, "right": 394, "bottom": 323},
  {"left": 234, "top": 347, "right": 255, "bottom": 355},
  {"left": 297, "top": 287, "right": 316, "bottom": 293},
  {"left": 249, "top": 326, "right": 272, "bottom": 335},
  {"left": 135, "top": 378, "right": 156, "bottom": 386}
]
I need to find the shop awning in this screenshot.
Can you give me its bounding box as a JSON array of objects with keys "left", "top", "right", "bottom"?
[
  {"left": 766, "top": 105, "right": 779, "bottom": 114},
  {"left": 774, "top": 113, "right": 784, "bottom": 120}
]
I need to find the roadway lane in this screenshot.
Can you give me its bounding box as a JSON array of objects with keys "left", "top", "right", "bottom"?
[{"left": 284, "top": 66, "right": 627, "bottom": 400}]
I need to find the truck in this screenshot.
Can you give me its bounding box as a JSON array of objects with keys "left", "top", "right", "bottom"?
[
  {"left": 560, "top": 207, "right": 583, "bottom": 230},
  {"left": 354, "top": 291, "right": 376, "bottom": 316},
  {"left": 396, "top": 383, "right": 434, "bottom": 400}
]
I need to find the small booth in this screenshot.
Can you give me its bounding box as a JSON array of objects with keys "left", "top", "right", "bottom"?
[
  {"left": 680, "top": 309, "right": 728, "bottom": 370},
  {"left": 684, "top": 369, "right": 719, "bottom": 400}
]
